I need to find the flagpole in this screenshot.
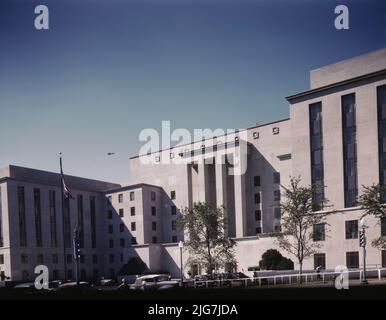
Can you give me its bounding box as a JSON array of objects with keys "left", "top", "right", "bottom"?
[{"left": 60, "top": 152, "right": 67, "bottom": 282}]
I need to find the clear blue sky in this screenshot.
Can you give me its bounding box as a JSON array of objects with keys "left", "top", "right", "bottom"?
[{"left": 0, "top": 0, "right": 385, "bottom": 183}]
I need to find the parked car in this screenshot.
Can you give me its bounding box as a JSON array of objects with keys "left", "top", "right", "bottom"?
[
  {"left": 57, "top": 281, "right": 93, "bottom": 293},
  {"left": 129, "top": 274, "right": 179, "bottom": 291},
  {"left": 13, "top": 282, "right": 37, "bottom": 293}
]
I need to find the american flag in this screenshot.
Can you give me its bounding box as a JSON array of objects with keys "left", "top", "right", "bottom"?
[
  {"left": 60, "top": 154, "right": 73, "bottom": 200},
  {"left": 62, "top": 175, "right": 73, "bottom": 200}
]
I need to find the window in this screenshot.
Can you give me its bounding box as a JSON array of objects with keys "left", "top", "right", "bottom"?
[
  {"left": 273, "top": 190, "right": 281, "bottom": 202},
  {"left": 80, "top": 255, "right": 85, "bottom": 264},
  {"left": 131, "top": 237, "right": 137, "bottom": 245},
  {"left": 171, "top": 205, "right": 177, "bottom": 215},
  {"left": 151, "top": 206, "right": 156, "bottom": 216},
  {"left": 33, "top": 189, "right": 43, "bottom": 247},
  {"left": 172, "top": 236, "right": 178, "bottom": 243},
  {"left": 130, "top": 191, "right": 135, "bottom": 201},
  {"left": 109, "top": 239, "right": 114, "bottom": 248},
  {"left": 92, "top": 255, "right": 98, "bottom": 264},
  {"left": 118, "top": 208, "right": 124, "bottom": 217},
  {"left": 52, "top": 254, "right": 58, "bottom": 264},
  {"left": 171, "top": 191, "right": 176, "bottom": 200},
  {"left": 120, "top": 238, "right": 125, "bottom": 247},
  {"left": 254, "top": 176, "right": 261, "bottom": 187},
  {"left": 342, "top": 94, "right": 358, "bottom": 208},
  {"left": 90, "top": 196, "right": 97, "bottom": 248},
  {"left": 274, "top": 207, "right": 281, "bottom": 220},
  {"left": 382, "top": 251, "right": 386, "bottom": 268},
  {"left": 108, "top": 210, "right": 113, "bottom": 220},
  {"left": 255, "top": 227, "right": 262, "bottom": 234},
  {"left": 77, "top": 194, "right": 85, "bottom": 248},
  {"left": 49, "top": 190, "right": 57, "bottom": 248},
  {"left": 253, "top": 132, "right": 259, "bottom": 139},
  {"left": 313, "top": 224, "right": 326, "bottom": 242},
  {"left": 80, "top": 269, "right": 86, "bottom": 280},
  {"left": 21, "top": 254, "right": 28, "bottom": 264},
  {"left": 0, "top": 254, "right": 4, "bottom": 264},
  {"left": 109, "top": 254, "right": 115, "bottom": 263},
  {"left": 254, "top": 193, "right": 261, "bottom": 204},
  {"left": 131, "top": 222, "right": 136, "bottom": 231},
  {"left": 255, "top": 210, "right": 262, "bottom": 221},
  {"left": 150, "top": 191, "right": 156, "bottom": 201},
  {"left": 152, "top": 237, "right": 157, "bottom": 244},
  {"left": 171, "top": 220, "right": 177, "bottom": 231},
  {"left": 346, "top": 252, "right": 359, "bottom": 269},
  {"left": 118, "top": 194, "right": 123, "bottom": 203},
  {"left": 273, "top": 172, "right": 280, "bottom": 184},
  {"left": 273, "top": 127, "right": 280, "bottom": 135},
  {"left": 309, "top": 102, "right": 324, "bottom": 210},
  {"left": 22, "top": 271, "right": 29, "bottom": 281},
  {"left": 66, "top": 254, "right": 72, "bottom": 264},
  {"left": 53, "top": 270, "right": 59, "bottom": 280},
  {"left": 314, "top": 253, "right": 326, "bottom": 269},
  {"left": 377, "top": 85, "right": 386, "bottom": 191},
  {"left": 108, "top": 225, "right": 113, "bottom": 234},
  {"left": 130, "top": 207, "right": 135, "bottom": 216},
  {"left": 345, "top": 220, "right": 358, "bottom": 239},
  {"left": 120, "top": 223, "right": 124, "bottom": 233},
  {"left": 107, "top": 196, "right": 112, "bottom": 205},
  {"left": 152, "top": 221, "right": 157, "bottom": 231},
  {"left": 381, "top": 218, "right": 386, "bottom": 237},
  {"left": 17, "top": 186, "right": 27, "bottom": 247}
]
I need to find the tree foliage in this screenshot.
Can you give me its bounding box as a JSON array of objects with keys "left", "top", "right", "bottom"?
[
  {"left": 275, "top": 177, "right": 331, "bottom": 275},
  {"left": 259, "top": 249, "right": 294, "bottom": 270},
  {"left": 177, "top": 202, "right": 236, "bottom": 274},
  {"left": 358, "top": 184, "right": 386, "bottom": 250},
  {"left": 358, "top": 184, "right": 386, "bottom": 219},
  {"left": 118, "top": 257, "right": 148, "bottom": 275}
]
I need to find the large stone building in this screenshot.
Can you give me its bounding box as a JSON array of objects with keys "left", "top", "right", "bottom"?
[{"left": 1, "top": 48, "right": 386, "bottom": 281}]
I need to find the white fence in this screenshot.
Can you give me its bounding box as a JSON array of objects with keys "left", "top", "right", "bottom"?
[{"left": 191, "top": 268, "right": 386, "bottom": 288}]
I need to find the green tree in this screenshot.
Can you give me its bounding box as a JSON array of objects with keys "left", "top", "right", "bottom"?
[
  {"left": 178, "top": 202, "right": 236, "bottom": 275},
  {"left": 275, "top": 177, "right": 331, "bottom": 278},
  {"left": 357, "top": 184, "right": 386, "bottom": 249},
  {"left": 259, "top": 249, "right": 294, "bottom": 271},
  {"left": 118, "top": 257, "right": 148, "bottom": 276}
]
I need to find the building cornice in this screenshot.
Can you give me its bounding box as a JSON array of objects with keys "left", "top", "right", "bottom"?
[{"left": 286, "top": 68, "right": 386, "bottom": 102}]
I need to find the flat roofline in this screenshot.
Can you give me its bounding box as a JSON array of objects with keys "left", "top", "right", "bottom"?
[
  {"left": 0, "top": 164, "right": 121, "bottom": 192},
  {"left": 310, "top": 47, "right": 386, "bottom": 74},
  {"left": 129, "top": 117, "right": 290, "bottom": 160},
  {"left": 104, "top": 183, "right": 162, "bottom": 194},
  {"left": 286, "top": 68, "right": 386, "bottom": 102}
]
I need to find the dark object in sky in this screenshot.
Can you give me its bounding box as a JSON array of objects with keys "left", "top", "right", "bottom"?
[{"left": 107, "top": 152, "right": 115, "bottom": 156}]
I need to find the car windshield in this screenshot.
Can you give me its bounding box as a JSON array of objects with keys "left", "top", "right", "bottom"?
[{"left": 156, "top": 276, "right": 169, "bottom": 282}]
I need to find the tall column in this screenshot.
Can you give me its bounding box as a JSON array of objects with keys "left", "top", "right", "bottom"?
[
  {"left": 215, "top": 156, "right": 228, "bottom": 235},
  {"left": 234, "top": 173, "right": 247, "bottom": 238},
  {"left": 197, "top": 163, "right": 208, "bottom": 202}
]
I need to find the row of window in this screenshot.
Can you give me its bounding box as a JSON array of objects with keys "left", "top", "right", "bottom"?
[
  {"left": 313, "top": 218, "right": 386, "bottom": 242},
  {"left": 20, "top": 253, "right": 100, "bottom": 265},
  {"left": 314, "top": 250, "right": 386, "bottom": 269},
  {"left": 253, "top": 173, "right": 280, "bottom": 187},
  {"left": 21, "top": 269, "right": 100, "bottom": 282},
  {"left": 254, "top": 191, "right": 280, "bottom": 204},
  {"left": 107, "top": 205, "right": 177, "bottom": 220},
  {"left": 109, "top": 190, "right": 177, "bottom": 205},
  {"left": 17, "top": 187, "right": 97, "bottom": 249},
  {"left": 108, "top": 219, "right": 178, "bottom": 238},
  {"left": 309, "top": 86, "right": 386, "bottom": 209}
]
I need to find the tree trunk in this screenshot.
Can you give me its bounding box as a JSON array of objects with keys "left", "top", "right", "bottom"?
[{"left": 299, "top": 262, "right": 303, "bottom": 284}]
